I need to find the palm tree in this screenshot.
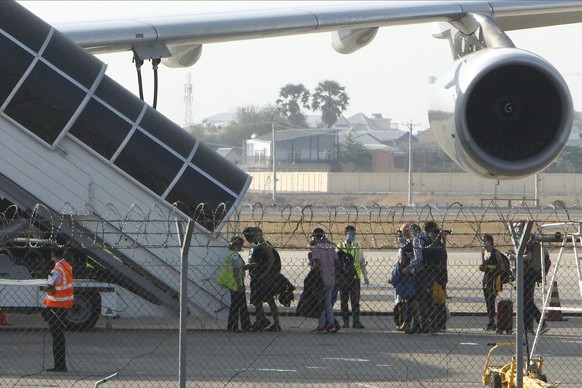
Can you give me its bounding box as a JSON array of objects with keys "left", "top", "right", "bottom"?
[
  {"left": 275, "top": 83, "right": 311, "bottom": 128},
  {"left": 311, "top": 80, "right": 349, "bottom": 129}
]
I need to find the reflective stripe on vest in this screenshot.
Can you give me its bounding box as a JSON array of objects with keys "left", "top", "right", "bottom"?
[
  {"left": 44, "top": 261, "right": 74, "bottom": 308},
  {"left": 339, "top": 242, "right": 364, "bottom": 279}
]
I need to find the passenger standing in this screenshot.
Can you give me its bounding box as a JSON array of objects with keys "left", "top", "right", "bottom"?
[
  {"left": 391, "top": 249, "right": 417, "bottom": 333},
  {"left": 479, "top": 233, "right": 502, "bottom": 331},
  {"left": 393, "top": 223, "right": 413, "bottom": 329},
  {"left": 217, "top": 236, "right": 252, "bottom": 333},
  {"left": 509, "top": 223, "right": 550, "bottom": 335},
  {"left": 338, "top": 225, "right": 368, "bottom": 329},
  {"left": 41, "top": 247, "right": 74, "bottom": 372},
  {"left": 425, "top": 221, "right": 449, "bottom": 331},
  {"left": 243, "top": 227, "right": 282, "bottom": 332},
  {"left": 405, "top": 223, "right": 435, "bottom": 333},
  {"left": 309, "top": 228, "right": 340, "bottom": 334}
]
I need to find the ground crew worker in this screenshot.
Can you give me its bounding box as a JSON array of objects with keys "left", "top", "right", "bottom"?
[
  {"left": 217, "top": 236, "right": 252, "bottom": 332},
  {"left": 338, "top": 225, "right": 368, "bottom": 329},
  {"left": 42, "top": 247, "right": 74, "bottom": 372}
]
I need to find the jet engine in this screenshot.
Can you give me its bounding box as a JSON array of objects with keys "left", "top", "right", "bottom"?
[{"left": 428, "top": 47, "right": 573, "bottom": 179}]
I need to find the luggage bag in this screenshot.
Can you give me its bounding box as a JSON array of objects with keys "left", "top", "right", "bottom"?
[{"left": 496, "top": 299, "right": 513, "bottom": 334}]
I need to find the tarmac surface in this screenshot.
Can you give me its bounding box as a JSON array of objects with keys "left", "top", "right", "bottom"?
[
  {"left": 1, "top": 249, "right": 581, "bottom": 387},
  {"left": 1, "top": 313, "right": 582, "bottom": 387}
]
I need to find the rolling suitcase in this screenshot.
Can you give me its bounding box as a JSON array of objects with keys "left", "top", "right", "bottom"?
[{"left": 496, "top": 299, "right": 513, "bottom": 334}]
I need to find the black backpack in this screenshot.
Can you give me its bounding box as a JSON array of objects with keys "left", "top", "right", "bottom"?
[
  {"left": 537, "top": 250, "right": 552, "bottom": 283},
  {"left": 527, "top": 242, "right": 552, "bottom": 282},
  {"left": 495, "top": 249, "right": 514, "bottom": 285},
  {"left": 337, "top": 249, "right": 356, "bottom": 280}
]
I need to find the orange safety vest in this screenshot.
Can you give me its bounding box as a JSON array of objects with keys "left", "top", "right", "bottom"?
[{"left": 44, "top": 260, "right": 74, "bottom": 309}]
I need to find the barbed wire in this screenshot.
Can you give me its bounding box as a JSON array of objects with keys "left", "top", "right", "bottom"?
[{"left": 1, "top": 200, "right": 580, "bottom": 251}]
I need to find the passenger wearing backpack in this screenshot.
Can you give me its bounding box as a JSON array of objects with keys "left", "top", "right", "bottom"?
[
  {"left": 510, "top": 224, "right": 550, "bottom": 335},
  {"left": 479, "top": 233, "right": 505, "bottom": 331},
  {"left": 392, "top": 223, "right": 413, "bottom": 330},
  {"left": 404, "top": 223, "right": 438, "bottom": 334},
  {"left": 337, "top": 225, "right": 368, "bottom": 329},
  {"left": 391, "top": 249, "right": 418, "bottom": 333}
]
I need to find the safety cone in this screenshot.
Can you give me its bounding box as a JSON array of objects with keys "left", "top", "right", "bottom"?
[
  {"left": 546, "top": 281, "right": 567, "bottom": 321},
  {"left": 0, "top": 309, "right": 9, "bottom": 325}
]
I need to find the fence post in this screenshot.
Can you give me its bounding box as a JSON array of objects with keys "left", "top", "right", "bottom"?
[{"left": 177, "top": 219, "right": 195, "bottom": 388}]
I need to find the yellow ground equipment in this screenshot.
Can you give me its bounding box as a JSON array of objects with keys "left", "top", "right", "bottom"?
[{"left": 482, "top": 343, "right": 559, "bottom": 387}]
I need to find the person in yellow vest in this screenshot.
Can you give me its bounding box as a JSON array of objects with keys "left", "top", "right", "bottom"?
[
  {"left": 217, "top": 236, "right": 252, "bottom": 333},
  {"left": 41, "top": 247, "right": 74, "bottom": 372},
  {"left": 338, "top": 225, "right": 369, "bottom": 329}
]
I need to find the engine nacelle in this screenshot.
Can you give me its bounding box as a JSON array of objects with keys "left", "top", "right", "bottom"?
[{"left": 428, "top": 48, "right": 573, "bottom": 179}]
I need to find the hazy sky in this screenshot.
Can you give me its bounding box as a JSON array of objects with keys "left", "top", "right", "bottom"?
[{"left": 18, "top": 1, "right": 582, "bottom": 131}]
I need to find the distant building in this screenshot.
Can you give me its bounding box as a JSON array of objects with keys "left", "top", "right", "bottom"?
[
  {"left": 346, "top": 112, "right": 395, "bottom": 132},
  {"left": 216, "top": 147, "right": 242, "bottom": 165},
  {"left": 243, "top": 129, "right": 336, "bottom": 170}
]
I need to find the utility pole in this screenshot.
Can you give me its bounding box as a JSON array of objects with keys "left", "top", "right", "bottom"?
[
  {"left": 183, "top": 73, "right": 193, "bottom": 127},
  {"left": 272, "top": 122, "right": 277, "bottom": 202},
  {"left": 403, "top": 120, "right": 421, "bottom": 207},
  {"left": 534, "top": 172, "right": 542, "bottom": 207}
]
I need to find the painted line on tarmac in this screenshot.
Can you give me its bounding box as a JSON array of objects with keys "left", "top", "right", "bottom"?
[{"left": 323, "top": 357, "right": 370, "bottom": 362}]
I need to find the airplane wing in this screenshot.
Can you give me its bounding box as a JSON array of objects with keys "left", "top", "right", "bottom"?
[
  {"left": 54, "top": 1, "right": 582, "bottom": 62},
  {"left": 17, "top": 1, "right": 582, "bottom": 179}
]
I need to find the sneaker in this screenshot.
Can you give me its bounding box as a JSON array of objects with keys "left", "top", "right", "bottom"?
[
  {"left": 342, "top": 320, "right": 350, "bottom": 329},
  {"left": 325, "top": 323, "right": 337, "bottom": 334},
  {"left": 352, "top": 322, "right": 365, "bottom": 329},
  {"left": 398, "top": 322, "right": 410, "bottom": 332},
  {"left": 266, "top": 324, "right": 281, "bottom": 332},
  {"left": 311, "top": 326, "right": 327, "bottom": 334},
  {"left": 251, "top": 318, "right": 271, "bottom": 332},
  {"left": 483, "top": 324, "right": 496, "bottom": 331},
  {"left": 334, "top": 320, "right": 341, "bottom": 332}
]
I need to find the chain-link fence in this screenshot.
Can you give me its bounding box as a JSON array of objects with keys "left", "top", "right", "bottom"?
[{"left": 1, "top": 201, "right": 581, "bottom": 387}]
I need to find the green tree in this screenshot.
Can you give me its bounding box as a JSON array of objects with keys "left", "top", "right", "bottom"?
[
  {"left": 276, "top": 83, "right": 310, "bottom": 128},
  {"left": 311, "top": 80, "right": 349, "bottom": 129},
  {"left": 185, "top": 120, "right": 219, "bottom": 143},
  {"left": 216, "top": 105, "right": 286, "bottom": 148},
  {"left": 337, "top": 138, "right": 373, "bottom": 172}
]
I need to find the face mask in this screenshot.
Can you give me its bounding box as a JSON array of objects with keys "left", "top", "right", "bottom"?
[{"left": 347, "top": 233, "right": 355, "bottom": 242}]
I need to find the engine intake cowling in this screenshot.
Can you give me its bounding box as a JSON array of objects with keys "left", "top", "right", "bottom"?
[{"left": 428, "top": 48, "right": 573, "bottom": 179}]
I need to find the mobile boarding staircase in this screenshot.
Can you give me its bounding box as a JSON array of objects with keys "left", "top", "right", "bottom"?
[
  {"left": 0, "top": 2, "right": 251, "bottom": 318},
  {"left": 530, "top": 222, "right": 582, "bottom": 358}
]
